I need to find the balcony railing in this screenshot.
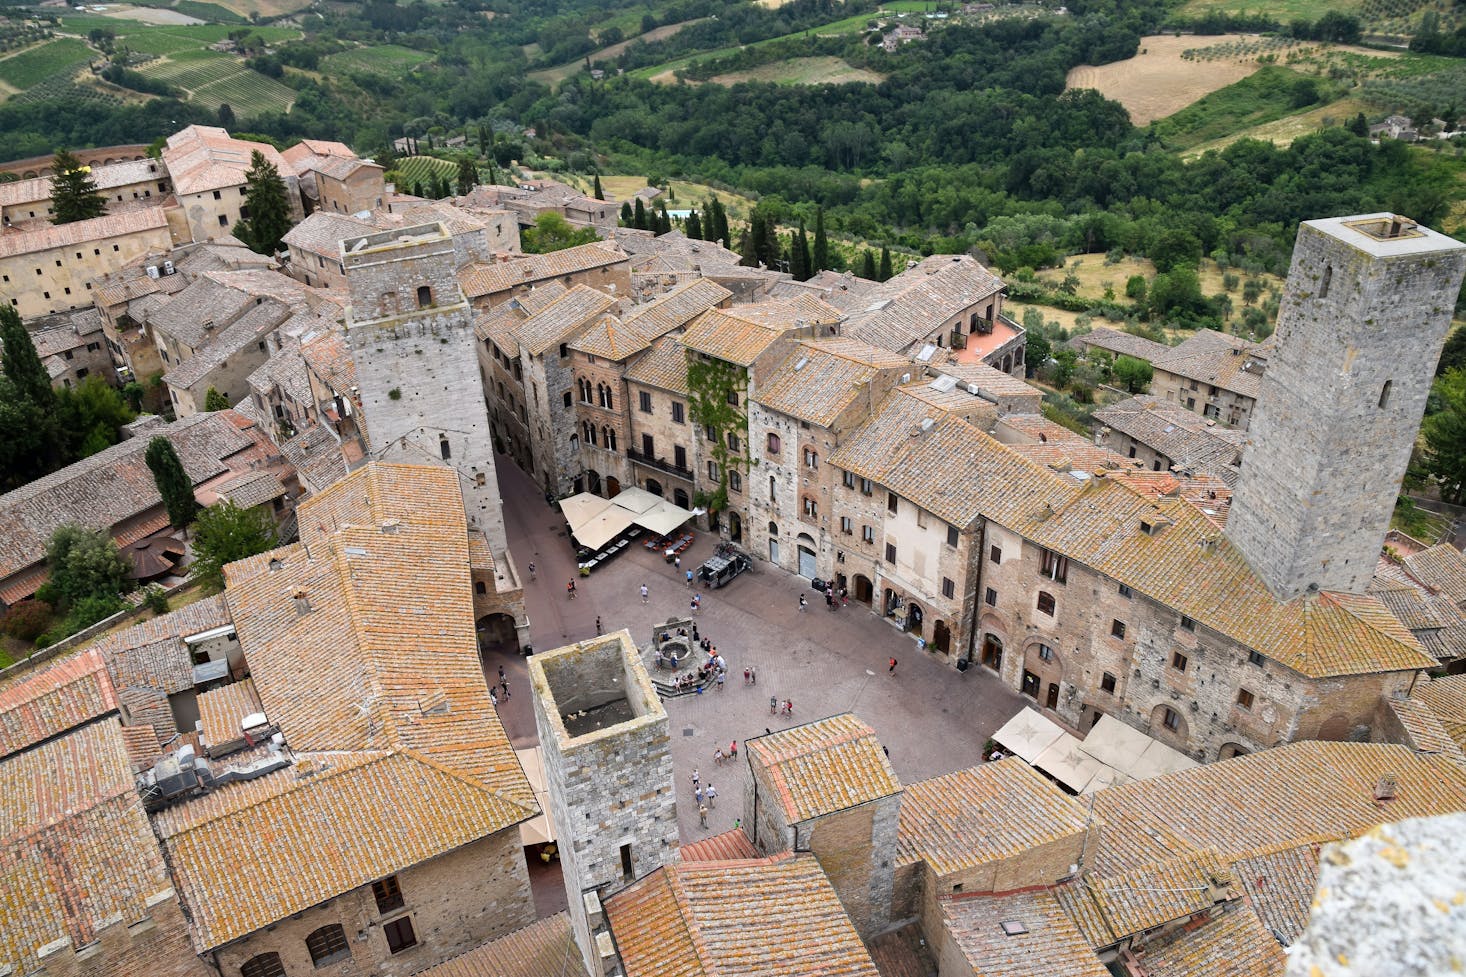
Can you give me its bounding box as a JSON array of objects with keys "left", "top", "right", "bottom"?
[{"left": 626, "top": 448, "right": 694, "bottom": 481}]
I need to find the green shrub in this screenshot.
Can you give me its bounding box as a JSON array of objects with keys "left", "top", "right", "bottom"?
[{"left": 0, "top": 599, "right": 53, "bottom": 642}]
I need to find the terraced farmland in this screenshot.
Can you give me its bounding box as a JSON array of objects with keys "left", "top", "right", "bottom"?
[{"left": 135, "top": 51, "right": 294, "bottom": 115}]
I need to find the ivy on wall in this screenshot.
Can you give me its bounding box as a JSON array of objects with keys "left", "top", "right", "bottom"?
[{"left": 686, "top": 353, "right": 750, "bottom": 514}]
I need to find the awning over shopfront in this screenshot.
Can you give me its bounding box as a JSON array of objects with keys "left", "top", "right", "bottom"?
[
  {"left": 514, "top": 746, "right": 555, "bottom": 846},
  {"left": 559, "top": 490, "right": 695, "bottom": 550},
  {"left": 994, "top": 707, "right": 1198, "bottom": 793}
]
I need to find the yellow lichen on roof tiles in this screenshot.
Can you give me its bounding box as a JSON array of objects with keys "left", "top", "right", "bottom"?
[
  {"left": 606, "top": 853, "right": 880, "bottom": 977},
  {"left": 0, "top": 648, "right": 117, "bottom": 756},
  {"left": 414, "top": 911, "right": 588, "bottom": 977},
  {"left": 756, "top": 346, "right": 885, "bottom": 429},
  {"left": 569, "top": 313, "right": 654, "bottom": 361},
  {"left": 1052, "top": 881, "right": 1117, "bottom": 949},
  {"left": 1412, "top": 675, "right": 1466, "bottom": 752},
  {"left": 516, "top": 285, "right": 616, "bottom": 358},
  {"left": 1234, "top": 844, "right": 1320, "bottom": 947},
  {"left": 1087, "top": 849, "right": 1232, "bottom": 937},
  {"left": 626, "top": 335, "right": 691, "bottom": 395},
  {"left": 1403, "top": 543, "right": 1466, "bottom": 606},
  {"left": 941, "top": 889, "right": 1110, "bottom": 977},
  {"left": 622, "top": 279, "right": 732, "bottom": 340},
  {"left": 1137, "top": 906, "right": 1285, "bottom": 977},
  {"left": 196, "top": 678, "right": 263, "bottom": 753},
  {"left": 679, "top": 308, "right": 787, "bottom": 367},
  {"left": 156, "top": 749, "right": 533, "bottom": 951},
  {"left": 747, "top": 714, "right": 901, "bottom": 823},
  {"left": 897, "top": 758, "right": 1091, "bottom": 876}
]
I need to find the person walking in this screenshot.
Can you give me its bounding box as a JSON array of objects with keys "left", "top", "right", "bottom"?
[
  {"left": 770, "top": 695, "right": 778, "bottom": 715},
  {"left": 498, "top": 664, "right": 505, "bottom": 686},
  {"left": 799, "top": 594, "right": 807, "bottom": 612},
  {"left": 888, "top": 656, "right": 898, "bottom": 675},
  {"left": 743, "top": 667, "right": 751, "bottom": 686},
  {"left": 705, "top": 783, "right": 718, "bottom": 809},
  {"left": 686, "top": 569, "right": 694, "bottom": 587},
  {"left": 566, "top": 579, "right": 576, "bottom": 600},
  {"left": 750, "top": 665, "right": 757, "bottom": 685},
  {"left": 527, "top": 562, "right": 536, "bottom": 580},
  {"left": 698, "top": 803, "right": 709, "bottom": 828},
  {"left": 500, "top": 679, "right": 510, "bottom": 700},
  {"left": 489, "top": 688, "right": 498, "bottom": 707},
  {"left": 728, "top": 740, "right": 737, "bottom": 761},
  {"left": 713, "top": 747, "right": 724, "bottom": 765},
  {"left": 640, "top": 583, "right": 649, "bottom": 604},
  {"left": 595, "top": 616, "right": 602, "bottom": 635},
  {"left": 674, "top": 556, "right": 681, "bottom": 571},
  {"left": 716, "top": 669, "right": 725, "bottom": 692},
  {"left": 782, "top": 698, "right": 793, "bottom": 717},
  {"left": 695, "top": 784, "right": 705, "bottom": 807},
  {"left": 692, "top": 623, "right": 700, "bottom": 643},
  {"left": 691, "top": 768, "right": 700, "bottom": 793}
]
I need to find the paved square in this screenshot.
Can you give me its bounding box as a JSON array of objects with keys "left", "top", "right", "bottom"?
[{"left": 488, "top": 462, "right": 1026, "bottom": 841}]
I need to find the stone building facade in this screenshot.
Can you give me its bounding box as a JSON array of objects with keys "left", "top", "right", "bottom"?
[
  {"left": 1227, "top": 215, "right": 1466, "bottom": 600},
  {"left": 2, "top": 209, "right": 176, "bottom": 319},
  {"left": 529, "top": 632, "right": 679, "bottom": 977}
]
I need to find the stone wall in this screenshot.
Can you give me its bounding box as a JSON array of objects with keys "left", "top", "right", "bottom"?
[
  {"left": 30, "top": 889, "right": 212, "bottom": 977},
  {"left": 801, "top": 794, "right": 901, "bottom": 939},
  {"left": 3, "top": 222, "right": 175, "bottom": 320},
  {"left": 571, "top": 349, "right": 635, "bottom": 497},
  {"left": 213, "top": 830, "right": 533, "bottom": 977}
]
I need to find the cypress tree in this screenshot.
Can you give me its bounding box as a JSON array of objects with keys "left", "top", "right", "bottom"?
[
  {"left": 758, "top": 213, "right": 779, "bottom": 269},
  {"left": 713, "top": 200, "right": 731, "bottom": 249},
  {"left": 741, "top": 214, "right": 762, "bottom": 266},
  {"left": 789, "top": 222, "right": 809, "bottom": 281},
  {"left": 433, "top": 172, "right": 451, "bottom": 199},
  {"left": 860, "top": 249, "right": 877, "bottom": 279},
  {"left": 456, "top": 157, "right": 478, "bottom": 196},
  {"left": 796, "top": 221, "right": 812, "bottom": 281},
  {"left": 633, "top": 197, "right": 648, "bottom": 230},
  {"left": 685, "top": 208, "right": 703, "bottom": 240},
  {"left": 413, "top": 180, "right": 424, "bottom": 198},
  {"left": 878, "top": 245, "right": 893, "bottom": 282},
  {"left": 620, "top": 201, "right": 633, "bottom": 225},
  {"left": 1, "top": 304, "right": 55, "bottom": 409},
  {"left": 813, "top": 206, "right": 829, "bottom": 272},
  {"left": 656, "top": 204, "right": 672, "bottom": 236},
  {"left": 236, "top": 150, "right": 293, "bottom": 255},
  {"left": 145, "top": 437, "right": 199, "bottom": 529},
  {"left": 592, "top": 174, "right": 604, "bottom": 200},
  {"left": 50, "top": 149, "right": 107, "bottom": 225}
]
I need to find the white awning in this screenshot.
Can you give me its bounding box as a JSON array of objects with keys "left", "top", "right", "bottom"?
[
  {"left": 637, "top": 499, "right": 694, "bottom": 538},
  {"left": 1032, "top": 735, "right": 1108, "bottom": 794},
  {"left": 995, "top": 707, "right": 1198, "bottom": 794},
  {"left": 608, "top": 485, "right": 663, "bottom": 514},
  {"left": 559, "top": 490, "right": 696, "bottom": 550},
  {"left": 1081, "top": 715, "right": 1197, "bottom": 784},
  {"left": 993, "top": 708, "right": 1068, "bottom": 764},
  {"left": 573, "top": 507, "right": 640, "bottom": 550},
  {"left": 558, "top": 492, "right": 610, "bottom": 528},
  {"left": 514, "top": 746, "right": 555, "bottom": 846}
]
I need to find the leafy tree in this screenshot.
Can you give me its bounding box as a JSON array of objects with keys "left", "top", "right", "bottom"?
[
  {"left": 190, "top": 501, "right": 279, "bottom": 593},
  {"left": 144, "top": 436, "right": 199, "bottom": 529},
  {"left": 1348, "top": 112, "right": 1368, "bottom": 138},
  {"left": 203, "top": 387, "right": 231, "bottom": 411},
  {"left": 521, "top": 211, "right": 599, "bottom": 253},
  {"left": 1113, "top": 355, "right": 1154, "bottom": 393},
  {"left": 1024, "top": 331, "right": 1052, "bottom": 377},
  {"left": 37, "top": 523, "right": 133, "bottom": 610},
  {"left": 878, "top": 246, "right": 893, "bottom": 282},
  {"left": 236, "top": 150, "right": 293, "bottom": 255},
  {"left": 790, "top": 221, "right": 812, "bottom": 281},
  {"left": 1424, "top": 369, "right": 1466, "bottom": 504},
  {"left": 0, "top": 599, "right": 53, "bottom": 641},
  {"left": 55, "top": 376, "right": 134, "bottom": 458},
  {"left": 412, "top": 180, "right": 425, "bottom": 198},
  {"left": 456, "top": 157, "right": 479, "bottom": 196},
  {"left": 50, "top": 149, "right": 107, "bottom": 225},
  {"left": 0, "top": 376, "right": 55, "bottom": 490},
  {"left": 1125, "top": 275, "right": 1147, "bottom": 302},
  {"left": 813, "top": 206, "right": 829, "bottom": 272},
  {"left": 217, "top": 103, "right": 236, "bottom": 129},
  {"left": 620, "top": 201, "right": 633, "bottom": 225},
  {"left": 1, "top": 305, "right": 54, "bottom": 408},
  {"left": 592, "top": 173, "right": 604, "bottom": 200},
  {"left": 1051, "top": 347, "right": 1078, "bottom": 388},
  {"left": 1437, "top": 328, "right": 1466, "bottom": 377}
]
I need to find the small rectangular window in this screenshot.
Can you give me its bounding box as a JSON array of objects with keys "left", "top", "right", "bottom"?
[
  {"left": 672, "top": 401, "right": 685, "bottom": 423},
  {"left": 727, "top": 390, "right": 739, "bottom": 406},
  {"left": 384, "top": 917, "right": 417, "bottom": 954},
  {"left": 885, "top": 542, "right": 896, "bottom": 563},
  {"left": 1037, "top": 644, "right": 1053, "bottom": 662},
  {"left": 1180, "top": 615, "right": 1195, "bottom": 632},
  {"left": 620, "top": 843, "right": 634, "bottom": 881},
  {"left": 1118, "top": 583, "right": 1133, "bottom": 598},
  {"left": 729, "top": 471, "right": 742, "bottom": 492},
  {"left": 862, "top": 525, "right": 875, "bottom": 543},
  {"left": 1111, "top": 619, "right": 1126, "bottom": 639},
  {"left": 708, "top": 460, "right": 720, "bottom": 480},
  {"left": 1237, "top": 689, "right": 1254, "bottom": 710},
  {"left": 1101, "top": 672, "right": 1116, "bottom": 694},
  {"left": 947, "top": 525, "right": 960, "bottom": 547},
  {"left": 727, "top": 432, "right": 740, "bottom": 452},
  {"left": 1248, "top": 651, "right": 1265, "bottom": 667},
  {"left": 990, "top": 545, "right": 1002, "bottom": 564},
  {"left": 1040, "top": 548, "right": 1068, "bottom": 584},
  {"left": 942, "top": 577, "right": 955, "bottom": 599},
  {"left": 843, "top": 470, "right": 855, "bottom": 489},
  {"left": 984, "top": 587, "right": 997, "bottom": 607},
  {"left": 1171, "top": 652, "right": 1188, "bottom": 672},
  {"left": 1037, "top": 591, "right": 1056, "bottom": 615},
  {"left": 887, "top": 492, "right": 898, "bottom": 515},
  {"left": 860, "top": 478, "right": 873, "bottom": 495},
  {"left": 639, "top": 391, "right": 653, "bottom": 413},
  {"left": 1162, "top": 707, "right": 1180, "bottom": 731},
  {"left": 769, "top": 432, "right": 783, "bottom": 454},
  {"left": 840, "top": 516, "right": 853, "bottom": 534},
  {"left": 373, "top": 876, "right": 405, "bottom": 914},
  {"left": 804, "top": 448, "right": 818, "bottom": 469},
  {"left": 563, "top": 391, "right": 572, "bottom": 408}
]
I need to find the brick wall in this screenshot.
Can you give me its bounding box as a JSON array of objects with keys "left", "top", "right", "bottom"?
[{"left": 801, "top": 794, "right": 901, "bottom": 939}]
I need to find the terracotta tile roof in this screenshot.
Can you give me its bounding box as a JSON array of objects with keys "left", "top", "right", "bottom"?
[
  {"left": 679, "top": 827, "right": 760, "bottom": 862},
  {"left": 998, "top": 413, "right": 1090, "bottom": 444},
  {"left": 120, "top": 721, "right": 165, "bottom": 770},
  {"left": 939, "top": 889, "right": 1109, "bottom": 977},
  {"left": 896, "top": 758, "right": 1091, "bottom": 876},
  {"left": 457, "top": 241, "right": 627, "bottom": 299},
  {"left": 1071, "top": 327, "right": 1170, "bottom": 362},
  {"left": 756, "top": 339, "right": 907, "bottom": 428},
  {"left": 680, "top": 297, "right": 843, "bottom": 367},
  {"left": 413, "top": 911, "right": 587, "bottom": 977},
  {"left": 164, "top": 299, "right": 293, "bottom": 391},
  {"left": 146, "top": 275, "right": 254, "bottom": 348},
  {"left": 0, "top": 649, "right": 117, "bottom": 755},
  {"left": 279, "top": 423, "right": 348, "bottom": 493},
  {"left": 516, "top": 285, "right": 617, "bottom": 357},
  {"left": 94, "top": 594, "right": 233, "bottom": 695},
  {"left": 300, "top": 328, "right": 356, "bottom": 394},
  {"left": 0, "top": 158, "right": 166, "bottom": 207},
  {"left": 1411, "top": 676, "right": 1466, "bottom": 752},
  {"left": 1368, "top": 573, "right": 1466, "bottom": 664},
  {"left": 569, "top": 313, "right": 654, "bottom": 361},
  {"left": 474, "top": 301, "right": 527, "bottom": 354},
  {"left": 247, "top": 341, "right": 313, "bottom": 409},
  {"left": 155, "top": 748, "right": 531, "bottom": 951},
  {"left": 1092, "top": 395, "right": 1244, "bottom": 478},
  {"left": 224, "top": 464, "right": 533, "bottom": 807},
  {"left": 196, "top": 678, "right": 262, "bottom": 753},
  {"left": 934, "top": 360, "right": 1042, "bottom": 400},
  {"left": 281, "top": 211, "right": 377, "bottom": 259},
  {"left": 1153, "top": 329, "right": 1267, "bottom": 400},
  {"left": 213, "top": 470, "right": 287, "bottom": 509},
  {"left": 768, "top": 270, "right": 879, "bottom": 309},
  {"left": 625, "top": 335, "right": 691, "bottom": 394},
  {"left": 842, "top": 254, "right": 1003, "bottom": 353},
  {"left": 1234, "top": 843, "right": 1320, "bottom": 946},
  {"left": 0, "top": 718, "right": 177, "bottom": 972},
  {"left": 0, "top": 413, "right": 256, "bottom": 582},
  {"left": 621, "top": 278, "right": 732, "bottom": 339},
  {"left": 1135, "top": 906, "right": 1285, "bottom": 977},
  {"left": 605, "top": 852, "right": 881, "bottom": 977},
  {"left": 1087, "top": 742, "right": 1466, "bottom": 879},
  {"left": 747, "top": 714, "right": 901, "bottom": 823},
  {"left": 163, "top": 125, "right": 292, "bottom": 196},
  {"left": 1402, "top": 543, "right": 1466, "bottom": 606},
  {"left": 0, "top": 206, "right": 168, "bottom": 259},
  {"left": 1087, "top": 850, "right": 1234, "bottom": 937},
  {"left": 1052, "top": 882, "right": 1116, "bottom": 948},
  {"left": 31, "top": 317, "right": 104, "bottom": 358}
]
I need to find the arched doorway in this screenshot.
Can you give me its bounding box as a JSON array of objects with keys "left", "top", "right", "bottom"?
[
  {"left": 1150, "top": 703, "right": 1189, "bottom": 748},
  {"left": 674, "top": 488, "right": 690, "bottom": 508},
  {"left": 906, "top": 601, "right": 923, "bottom": 635},
  {"left": 1315, "top": 714, "right": 1351, "bottom": 741},
  {"left": 476, "top": 613, "right": 517, "bottom": 657},
  {"left": 980, "top": 633, "right": 1003, "bottom": 671},
  {"left": 728, "top": 512, "right": 742, "bottom": 542},
  {"left": 606, "top": 476, "right": 621, "bottom": 496},
  {"left": 1022, "top": 640, "right": 1064, "bottom": 711},
  {"left": 1218, "top": 742, "right": 1249, "bottom": 761},
  {"left": 645, "top": 479, "right": 663, "bottom": 497},
  {"left": 1002, "top": 353, "right": 1012, "bottom": 374},
  {"left": 587, "top": 469, "right": 601, "bottom": 495},
  {"left": 932, "top": 620, "right": 951, "bottom": 654},
  {"left": 796, "top": 533, "right": 817, "bottom": 578},
  {"left": 853, "top": 575, "right": 873, "bottom": 605}
]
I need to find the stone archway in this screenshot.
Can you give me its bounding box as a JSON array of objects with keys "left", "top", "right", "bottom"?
[
  {"left": 1218, "top": 742, "right": 1249, "bottom": 760},
  {"left": 1021, "top": 639, "right": 1064, "bottom": 711},
  {"left": 853, "top": 574, "right": 873, "bottom": 605},
  {"left": 587, "top": 469, "right": 601, "bottom": 495},
  {"left": 728, "top": 511, "right": 742, "bottom": 543},
  {"left": 674, "top": 488, "right": 690, "bottom": 508},
  {"left": 645, "top": 478, "right": 664, "bottom": 497},
  {"left": 1315, "top": 714, "right": 1352, "bottom": 741},
  {"left": 1150, "top": 702, "right": 1190, "bottom": 748},
  {"left": 606, "top": 476, "right": 621, "bottom": 496},
  {"left": 932, "top": 620, "right": 951, "bottom": 654},
  {"left": 906, "top": 601, "right": 923, "bottom": 636},
  {"left": 476, "top": 613, "right": 517, "bottom": 657},
  {"left": 980, "top": 633, "right": 1003, "bottom": 671}
]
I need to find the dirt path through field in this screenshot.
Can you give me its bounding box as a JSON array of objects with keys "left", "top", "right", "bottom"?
[{"left": 1066, "top": 34, "right": 1262, "bottom": 125}]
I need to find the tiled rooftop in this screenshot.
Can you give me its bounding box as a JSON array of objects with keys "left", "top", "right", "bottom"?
[
  {"left": 605, "top": 853, "right": 881, "bottom": 977},
  {"left": 0, "top": 206, "right": 168, "bottom": 259},
  {"left": 756, "top": 339, "right": 907, "bottom": 428},
  {"left": 163, "top": 125, "right": 292, "bottom": 197},
  {"left": 1093, "top": 395, "right": 1245, "bottom": 479},
  {"left": 0, "top": 648, "right": 116, "bottom": 756},
  {"left": 625, "top": 334, "right": 691, "bottom": 394},
  {"left": 940, "top": 889, "right": 1109, "bottom": 977},
  {"left": 516, "top": 285, "right": 617, "bottom": 358},
  {"left": 414, "top": 911, "right": 586, "bottom": 977},
  {"left": 458, "top": 241, "right": 627, "bottom": 299},
  {"left": 747, "top": 714, "right": 902, "bottom": 823},
  {"left": 842, "top": 254, "right": 1003, "bottom": 354},
  {"left": 1134, "top": 906, "right": 1285, "bottom": 977}
]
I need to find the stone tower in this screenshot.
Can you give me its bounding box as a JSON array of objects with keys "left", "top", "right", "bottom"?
[
  {"left": 528, "top": 631, "right": 679, "bottom": 976},
  {"left": 1227, "top": 214, "right": 1466, "bottom": 600},
  {"left": 342, "top": 223, "right": 508, "bottom": 557}
]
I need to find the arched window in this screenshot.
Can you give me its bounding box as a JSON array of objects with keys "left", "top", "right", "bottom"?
[
  {"left": 416, "top": 285, "right": 432, "bottom": 308},
  {"left": 241, "top": 953, "right": 286, "bottom": 977},
  {"left": 603, "top": 426, "right": 616, "bottom": 452},
  {"left": 306, "top": 924, "right": 351, "bottom": 967},
  {"left": 768, "top": 521, "right": 778, "bottom": 535},
  {"left": 587, "top": 424, "right": 598, "bottom": 447},
  {"left": 603, "top": 385, "right": 613, "bottom": 410}
]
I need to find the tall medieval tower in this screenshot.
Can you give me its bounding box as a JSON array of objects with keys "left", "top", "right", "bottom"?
[
  {"left": 528, "top": 632, "right": 679, "bottom": 977},
  {"left": 1227, "top": 214, "right": 1466, "bottom": 600},
  {"left": 342, "top": 223, "right": 508, "bottom": 558}
]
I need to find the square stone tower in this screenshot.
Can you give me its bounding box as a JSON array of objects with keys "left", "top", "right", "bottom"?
[
  {"left": 1227, "top": 214, "right": 1466, "bottom": 600},
  {"left": 342, "top": 223, "right": 508, "bottom": 557},
  {"left": 528, "top": 631, "right": 679, "bottom": 976}
]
